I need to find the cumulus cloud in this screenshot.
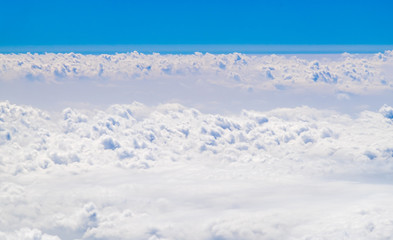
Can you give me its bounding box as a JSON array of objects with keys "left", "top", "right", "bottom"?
[
  {"left": 2, "top": 48, "right": 393, "bottom": 239},
  {"left": 1, "top": 51, "right": 393, "bottom": 94},
  {"left": 1, "top": 101, "right": 393, "bottom": 176},
  {"left": 1, "top": 101, "right": 393, "bottom": 239},
  {"left": 379, "top": 104, "right": 393, "bottom": 119}
]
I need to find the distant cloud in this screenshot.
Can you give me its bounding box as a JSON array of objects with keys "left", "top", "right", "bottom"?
[{"left": 1, "top": 51, "right": 393, "bottom": 94}]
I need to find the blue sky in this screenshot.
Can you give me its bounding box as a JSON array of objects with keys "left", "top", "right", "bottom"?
[{"left": 1, "top": 0, "right": 393, "bottom": 46}]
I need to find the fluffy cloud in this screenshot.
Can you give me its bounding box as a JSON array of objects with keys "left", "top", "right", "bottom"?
[
  {"left": 1, "top": 101, "right": 393, "bottom": 175},
  {"left": 1, "top": 101, "right": 393, "bottom": 239},
  {"left": 1, "top": 51, "right": 393, "bottom": 94},
  {"left": 2, "top": 49, "right": 393, "bottom": 239},
  {"left": 379, "top": 104, "right": 393, "bottom": 119}
]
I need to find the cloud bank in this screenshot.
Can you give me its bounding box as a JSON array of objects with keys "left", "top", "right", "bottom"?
[
  {"left": 1, "top": 101, "right": 393, "bottom": 239},
  {"left": 1, "top": 101, "right": 393, "bottom": 176},
  {"left": 1, "top": 51, "right": 393, "bottom": 94},
  {"left": 1, "top": 51, "right": 393, "bottom": 240}
]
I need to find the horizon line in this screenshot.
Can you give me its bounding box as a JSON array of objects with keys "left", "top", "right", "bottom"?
[{"left": 1, "top": 44, "right": 393, "bottom": 55}]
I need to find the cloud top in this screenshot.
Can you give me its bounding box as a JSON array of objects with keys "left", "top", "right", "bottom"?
[
  {"left": 1, "top": 51, "right": 393, "bottom": 94},
  {"left": 2, "top": 101, "right": 393, "bottom": 239},
  {"left": 1, "top": 101, "right": 392, "bottom": 176}
]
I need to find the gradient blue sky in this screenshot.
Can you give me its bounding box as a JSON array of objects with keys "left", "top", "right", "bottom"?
[{"left": 1, "top": 0, "right": 393, "bottom": 46}]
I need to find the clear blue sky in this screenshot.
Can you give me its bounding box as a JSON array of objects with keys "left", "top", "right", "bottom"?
[{"left": 1, "top": 0, "right": 393, "bottom": 46}]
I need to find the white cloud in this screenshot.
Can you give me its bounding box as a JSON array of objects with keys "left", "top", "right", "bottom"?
[
  {"left": 1, "top": 101, "right": 393, "bottom": 239},
  {"left": 1, "top": 101, "right": 393, "bottom": 175},
  {"left": 1, "top": 51, "right": 393, "bottom": 94},
  {"left": 2, "top": 48, "right": 393, "bottom": 239},
  {"left": 0, "top": 228, "right": 60, "bottom": 240},
  {"left": 379, "top": 104, "right": 393, "bottom": 119}
]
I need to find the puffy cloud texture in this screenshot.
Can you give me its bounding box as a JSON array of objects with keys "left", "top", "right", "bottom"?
[
  {"left": 1, "top": 101, "right": 393, "bottom": 176},
  {"left": 1, "top": 51, "right": 393, "bottom": 94},
  {"left": 1, "top": 101, "right": 393, "bottom": 239},
  {"left": 1, "top": 48, "right": 393, "bottom": 240}
]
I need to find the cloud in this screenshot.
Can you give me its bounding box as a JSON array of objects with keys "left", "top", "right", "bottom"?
[
  {"left": 1, "top": 101, "right": 393, "bottom": 176},
  {"left": 1, "top": 101, "right": 393, "bottom": 239},
  {"left": 1, "top": 51, "right": 393, "bottom": 94},
  {"left": 0, "top": 228, "right": 60, "bottom": 240},
  {"left": 2, "top": 48, "right": 393, "bottom": 239},
  {"left": 379, "top": 104, "right": 393, "bottom": 119}
]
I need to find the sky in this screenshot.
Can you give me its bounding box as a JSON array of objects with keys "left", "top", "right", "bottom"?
[{"left": 1, "top": 0, "right": 393, "bottom": 47}]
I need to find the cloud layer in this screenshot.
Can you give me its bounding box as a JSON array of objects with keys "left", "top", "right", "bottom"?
[
  {"left": 1, "top": 101, "right": 393, "bottom": 239},
  {"left": 1, "top": 101, "right": 393, "bottom": 176},
  {"left": 1, "top": 51, "right": 393, "bottom": 94}
]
